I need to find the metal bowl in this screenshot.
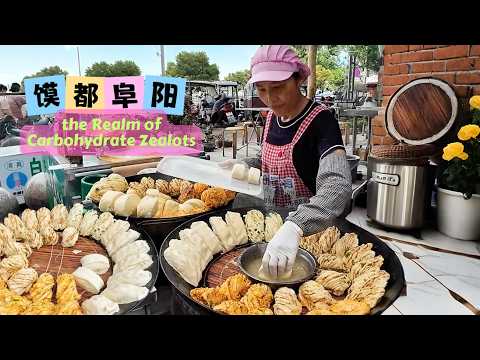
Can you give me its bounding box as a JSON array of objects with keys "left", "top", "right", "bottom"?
[{"left": 238, "top": 243, "right": 317, "bottom": 288}]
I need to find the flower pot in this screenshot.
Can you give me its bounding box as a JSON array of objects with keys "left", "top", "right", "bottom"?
[{"left": 437, "top": 187, "right": 480, "bottom": 241}]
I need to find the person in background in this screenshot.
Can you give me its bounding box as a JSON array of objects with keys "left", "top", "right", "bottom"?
[{"left": 220, "top": 45, "right": 352, "bottom": 279}]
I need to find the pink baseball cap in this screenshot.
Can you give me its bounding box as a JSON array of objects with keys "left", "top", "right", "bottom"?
[{"left": 248, "top": 45, "right": 311, "bottom": 84}]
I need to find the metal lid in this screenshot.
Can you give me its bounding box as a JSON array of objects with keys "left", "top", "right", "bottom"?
[{"left": 385, "top": 77, "right": 458, "bottom": 145}]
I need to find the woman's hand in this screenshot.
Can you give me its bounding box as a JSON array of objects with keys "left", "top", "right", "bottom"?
[{"left": 261, "top": 221, "right": 303, "bottom": 278}]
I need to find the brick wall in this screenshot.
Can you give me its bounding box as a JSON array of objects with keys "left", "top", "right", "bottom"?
[{"left": 371, "top": 45, "right": 480, "bottom": 146}]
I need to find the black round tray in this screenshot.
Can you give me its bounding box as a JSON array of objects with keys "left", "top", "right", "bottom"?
[
  {"left": 115, "top": 224, "right": 159, "bottom": 314},
  {"left": 160, "top": 207, "right": 406, "bottom": 315}
]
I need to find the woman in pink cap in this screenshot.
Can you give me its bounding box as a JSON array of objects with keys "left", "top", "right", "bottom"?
[{"left": 221, "top": 45, "right": 352, "bottom": 279}]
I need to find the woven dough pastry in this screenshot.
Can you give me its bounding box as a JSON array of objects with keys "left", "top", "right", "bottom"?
[
  {"left": 346, "top": 270, "right": 390, "bottom": 308},
  {"left": 300, "top": 226, "right": 340, "bottom": 257},
  {"left": 36, "top": 207, "right": 52, "bottom": 226},
  {"left": 316, "top": 254, "right": 345, "bottom": 272},
  {"left": 24, "top": 229, "right": 43, "bottom": 249},
  {"left": 62, "top": 227, "right": 79, "bottom": 248},
  {"left": 329, "top": 299, "right": 370, "bottom": 315},
  {"left": 51, "top": 204, "right": 69, "bottom": 231},
  {"left": 168, "top": 178, "right": 183, "bottom": 197},
  {"left": 298, "top": 280, "right": 335, "bottom": 311},
  {"left": 224, "top": 190, "right": 236, "bottom": 203},
  {"left": 22, "top": 301, "right": 56, "bottom": 315},
  {"left": 91, "top": 212, "right": 114, "bottom": 241},
  {"left": 127, "top": 181, "right": 147, "bottom": 198},
  {"left": 140, "top": 176, "right": 155, "bottom": 190},
  {"left": 201, "top": 188, "right": 227, "bottom": 209},
  {"left": 0, "top": 254, "right": 28, "bottom": 282},
  {"left": 193, "top": 183, "right": 209, "bottom": 199},
  {"left": 0, "top": 289, "right": 31, "bottom": 315},
  {"left": 56, "top": 273, "right": 81, "bottom": 304},
  {"left": 249, "top": 308, "right": 274, "bottom": 315},
  {"left": 4, "top": 213, "right": 27, "bottom": 240},
  {"left": 79, "top": 210, "right": 99, "bottom": 237},
  {"left": 315, "top": 270, "right": 351, "bottom": 296},
  {"left": 21, "top": 209, "right": 39, "bottom": 231},
  {"left": 348, "top": 256, "right": 384, "bottom": 282},
  {"left": 273, "top": 287, "right": 303, "bottom": 315},
  {"left": 330, "top": 233, "right": 359, "bottom": 257},
  {"left": 67, "top": 203, "right": 84, "bottom": 230},
  {"left": 0, "top": 223, "right": 14, "bottom": 244},
  {"left": 344, "top": 243, "right": 375, "bottom": 271},
  {"left": 55, "top": 301, "right": 83, "bottom": 315},
  {"left": 178, "top": 189, "right": 195, "bottom": 204},
  {"left": 27, "top": 272, "right": 55, "bottom": 302},
  {"left": 3, "top": 239, "right": 32, "bottom": 258},
  {"left": 155, "top": 179, "right": 170, "bottom": 195},
  {"left": 264, "top": 212, "right": 283, "bottom": 242},
  {"left": 240, "top": 283, "right": 273, "bottom": 313},
  {"left": 40, "top": 224, "right": 59, "bottom": 246},
  {"left": 7, "top": 267, "right": 38, "bottom": 295},
  {"left": 213, "top": 300, "right": 249, "bottom": 315},
  {"left": 179, "top": 180, "right": 193, "bottom": 195},
  {"left": 244, "top": 210, "right": 265, "bottom": 243}
]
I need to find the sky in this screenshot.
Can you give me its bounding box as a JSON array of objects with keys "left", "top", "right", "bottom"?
[{"left": 0, "top": 45, "right": 260, "bottom": 87}]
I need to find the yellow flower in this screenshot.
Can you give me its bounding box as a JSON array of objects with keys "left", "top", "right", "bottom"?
[
  {"left": 442, "top": 142, "right": 466, "bottom": 161},
  {"left": 470, "top": 95, "right": 480, "bottom": 110},
  {"left": 458, "top": 124, "right": 480, "bottom": 141},
  {"left": 458, "top": 152, "right": 469, "bottom": 160}
]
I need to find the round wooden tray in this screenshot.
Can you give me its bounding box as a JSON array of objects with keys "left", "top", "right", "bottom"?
[{"left": 28, "top": 236, "right": 112, "bottom": 304}]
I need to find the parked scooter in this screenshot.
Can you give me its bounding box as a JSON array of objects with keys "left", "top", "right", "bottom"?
[{"left": 210, "top": 94, "right": 237, "bottom": 127}]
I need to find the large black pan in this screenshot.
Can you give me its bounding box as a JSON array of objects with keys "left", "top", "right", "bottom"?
[{"left": 160, "top": 207, "right": 406, "bottom": 315}]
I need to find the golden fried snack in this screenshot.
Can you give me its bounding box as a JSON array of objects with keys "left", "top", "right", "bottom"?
[
  {"left": 306, "top": 308, "right": 335, "bottom": 315},
  {"left": 344, "top": 243, "right": 375, "bottom": 271},
  {"left": 168, "top": 178, "right": 183, "bottom": 197},
  {"left": 316, "top": 253, "right": 345, "bottom": 272},
  {"left": 51, "top": 204, "right": 69, "bottom": 231},
  {"left": 40, "top": 225, "right": 59, "bottom": 246},
  {"left": 224, "top": 190, "right": 236, "bottom": 204},
  {"left": 330, "top": 233, "right": 359, "bottom": 257},
  {"left": 201, "top": 188, "right": 227, "bottom": 209},
  {"left": 7, "top": 267, "right": 38, "bottom": 295},
  {"left": 128, "top": 181, "right": 147, "bottom": 198},
  {"left": 213, "top": 300, "right": 248, "bottom": 315},
  {"left": 155, "top": 179, "right": 170, "bottom": 195},
  {"left": 28, "top": 273, "right": 55, "bottom": 303},
  {"left": 190, "top": 287, "right": 226, "bottom": 307},
  {"left": 140, "top": 176, "right": 156, "bottom": 190},
  {"left": 178, "top": 190, "right": 195, "bottom": 204},
  {"left": 56, "top": 273, "right": 81, "bottom": 304},
  {"left": 218, "top": 273, "right": 252, "bottom": 301},
  {"left": 329, "top": 299, "right": 370, "bottom": 315},
  {"left": 273, "top": 287, "right": 303, "bottom": 315},
  {"left": 298, "top": 280, "right": 335, "bottom": 311},
  {"left": 22, "top": 301, "right": 56, "bottom": 315},
  {"left": 249, "top": 308, "right": 274, "bottom": 315},
  {"left": 346, "top": 270, "right": 390, "bottom": 308},
  {"left": 240, "top": 283, "right": 273, "bottom": 313},
  {"left": 179, "top": 180, "right": 193, "bottom": 195},
  {"left": 0, "top": 223, "right": 14, "bottom": 246},
  {"left": 348, "top": 256, "right": 384, "bottom": 282},
  {"left": 0, "top": 278, "right": 5, "bottom": 290},
  {"left": 300, "top": 227, "right": 340, "bottom": 258},
  {"left": 193, "top": 183, "right": 209, "bottom": 199},
  {"left": 315, "top": 270, "right": 351, "bottom": 296},
  {"left": 0, "top": 288, "right": 31, "bottom": 315},
  {"left": 87, "top": 174, "right": 128, "bottom": 203},
  {"left": 55, "top": 301, "right": 83, "bottom": 315}
]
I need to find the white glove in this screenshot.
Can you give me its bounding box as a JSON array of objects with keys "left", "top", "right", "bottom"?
[
  {"left": 217, "top": 159, "right": 248, "bottom": 170},
  {"left": 261, "top": 221, "right": 303, "bottom": 279}
]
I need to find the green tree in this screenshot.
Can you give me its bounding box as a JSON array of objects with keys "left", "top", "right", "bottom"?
[
  {"left": 85, "top": 60, "right": 141, "bottom": 77},
  {"left": 344, "top": 45, "right": 380, "bottom": 73},
  {"left": 22, "top": 66, "right": 68, "bottom": 86},
  {"left": 166, "top": 51, "right": 219, "bottom": 81},
  {"left": 316, "top": 65, "right": 346, "bottom": 91},
  {"left": 224, "top": 69, "right": 251, "bottom": 87}
]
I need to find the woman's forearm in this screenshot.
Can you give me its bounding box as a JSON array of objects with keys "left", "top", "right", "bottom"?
[{"left": 286, "top": 150, "right": 352, "bottom": 236}]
